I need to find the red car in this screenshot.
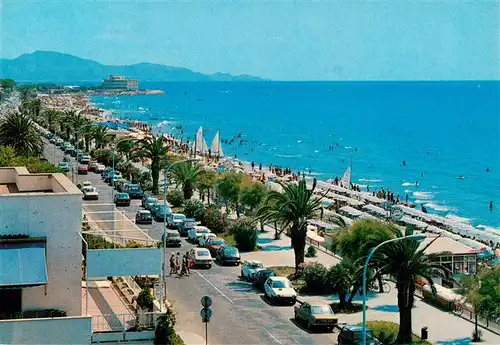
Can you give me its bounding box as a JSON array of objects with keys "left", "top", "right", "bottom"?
[
  {"left": 206, "top": 238, "right": 226, "bottom": 256},
  {"left": 78, "top": 164, "right": 89, "bottom": 175}
]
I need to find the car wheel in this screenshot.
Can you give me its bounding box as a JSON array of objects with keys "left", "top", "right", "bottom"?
[
  {"left": 307, "top": 321, "right": 313, "bottom": 331},
  {"left": 326, "top": 326, "right": 333, "bottom": 332},
  {"left": 241, "top": 270, "right": 244, "bottom": 278},
  {"left": 294, "top": 311, "right": 298, "bottom": 320}
]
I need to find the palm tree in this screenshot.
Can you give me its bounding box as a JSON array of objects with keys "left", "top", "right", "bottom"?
[
  {"left": 132, "top": 135, "right": 171, "bottom": 194},
  {"left": 196, "top": 170, "right": 217, "bottom": 203},
  {"left": 65, "top": 110, "right": 89, "bottom": 148},
  {"left": 257, "top": 179, "right": 324, "bottom": 269},
  {"left": 43, "top": 109, "right": 61, "bottom": 134},
  {"left": 116, "top": 138, "right": 135, "bottom": 160},
  {"left": 0, "top": 112, "right": 44, "bottom": 156},
  {"left": 373, "top": 228, "right": 448, "bottom": 344},
  {"left": 91, "top": 125, "right": 112, "bottom": 149},
  {"left": 171, "top": 162, "right": 205, "bottom": 200}
]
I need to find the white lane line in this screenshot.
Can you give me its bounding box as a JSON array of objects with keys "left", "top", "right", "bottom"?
[
  {"left": 265, "top": 331, "right": 283, "bottom": 344},
  {"left": 195, "top": 271, "right": 234, "bottom": 304}
]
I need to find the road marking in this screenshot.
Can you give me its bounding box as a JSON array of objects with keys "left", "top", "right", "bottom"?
[
  {"left": 195, "top": 271, "right": 234, "bottom": 304},
  {"left": 265, "top": 331, "right": 283, "bottom": 344}
]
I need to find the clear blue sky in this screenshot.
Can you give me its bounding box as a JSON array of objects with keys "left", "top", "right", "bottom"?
[{"left": 2, "top": 0, "right": 499, "bottom": 80}]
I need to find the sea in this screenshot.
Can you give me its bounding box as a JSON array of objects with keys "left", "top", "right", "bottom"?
[{"left": 91, "top": 81, "right": 500, "bottom": 230}]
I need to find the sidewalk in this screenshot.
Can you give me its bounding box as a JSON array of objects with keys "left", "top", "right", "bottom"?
[{"left": 248, "top": 230, "right": 500, "bottom": 345}]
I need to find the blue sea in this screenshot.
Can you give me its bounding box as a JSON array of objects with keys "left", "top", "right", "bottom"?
[{"left": 91, "top": 81, "right": 500, "bottom": 229}]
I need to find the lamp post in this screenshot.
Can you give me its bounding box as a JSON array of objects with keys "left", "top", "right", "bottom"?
[
  {"left": 160, "top": 158, "right": 198, "bottom": 311},
  {"left": 362, "top": 234, "right": 426, "bottom": 345}
]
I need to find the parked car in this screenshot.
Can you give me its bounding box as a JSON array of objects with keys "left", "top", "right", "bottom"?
[
  {"left": 49, "top": 137, "right": 57, "bottom": 144},
  {"left": 110, "top": 176, "right": 125, "bottom": 187},
  {"left": 95, "top": 164, "right": 106, "bottom": 173},
  {"left": 115, "top": 179, "right": 129, "bottom": 191},
  {"left": 252, "top": 269, "right": 277, "bottom": 291},
  {"left": 338, "top": 325, "right": 380, "bottom": 345},
  {"left": 188, "top": 248, "right": 212, "bottom": 268},
  {"left": 71, "top": 148, "right": 84, "bottom": 157},
  {"left": 114, "top": 193, "right": 131, "bottom": 206},
  {"left": 77, "top": 164, "right": 88, "bottom": 175},
  {"left": 241, "top": 260, "right": 265, "bottom": 281},
  {"left": 152, "top": 203, "right": 172, "bottom": 221},
  {"left": 167, "top": 213, "right": 186, "bottom": 228},
  {"left": 81, "top": 181, "right": 92, "bottom": 189},
  {"left": 142, "top": 195, "right": 156, "bottom": 208},
  {"left": 88, "top": 161, "right": 99, "bottom": 172},
  {"left": 125, "top": 184, "right": 144, "bottom": 199},
  {"left": 198, "top": 233, "right": 217, "bottom": 247},
  {"left": 82, "top": 186, "right": 99, "bottom": 200},
  {"left": 65, "top": 145, "right": 75, "bottom": 154},
  {"left": 264, "top": 276, "right": 297, "bottom": 305},
  {"left": 177, "top": 218, "right": 196, "bottom": 237},
  {"left": 55, "top": 138, "right": 64, "bottom": 146},
  {"left": 187, "top": 226, "right": 212, "bottom": 244},
  {"left": 161, "top": 230, "right": 182, "bottom": 247},
  {"left": 216, "top": 246, "right": 240, "bottom": 266},
  {"left": 205, "top": 238, "right": 225, "bottom": 256},
  {"left": 135, "top": 210, "right": 153, "bottom": 224},
  {"left": 294, "top": 302, "right": 337, "bottom": 332},
  {"left": 79, "top": 154, "right": 91, "bottom": 164},
  {"left": 58, "top": 161, "right": 70, "bottom": 172},
  {"left": 104, "top": 171, "right": 122, "bottom": 184}
]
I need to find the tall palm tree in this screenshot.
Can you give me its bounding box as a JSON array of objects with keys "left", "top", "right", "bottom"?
[
  {"left": 65, "top": 110, "right": 89, "bottom": 148},
  {"left": 116, "top": 138, "right": 135, "bottom": 160},
  {"left": 171, "top": 162, "right": 205, "bottom": 200},
  {"left": 257, "top": 179, "right": 324, "bottom": 269},
  {"left": 0, "top": 112, "right": 44, "bottom": 156},
  {"left": 132, "top": 135, "right": 171, "bottom": 194},
  {"left": 373, "top": 228, "right": 448, "bottom": 344},
  {"left": 43, "top": 109, "right": 61, "bottom": 134},
  {"left": 91, "top": 125, "right": 112, "bottom": 149},
  {"left": 196, "top": 169, "right": 217, "bottom": 204}
]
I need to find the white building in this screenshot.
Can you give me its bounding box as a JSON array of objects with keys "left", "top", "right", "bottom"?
[{"left": 0, "top": 167, "right": 91, "bottom": 344}]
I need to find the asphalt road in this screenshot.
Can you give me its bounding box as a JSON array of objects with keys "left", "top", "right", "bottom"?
[{"left": 43, "top": 138, "right": 339, "bottom": 345}]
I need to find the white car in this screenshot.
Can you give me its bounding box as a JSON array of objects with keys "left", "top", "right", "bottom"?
[
  {"left": 167, "top": 213, "right": 186, "bottom": 228},
  {"left": 241, "top": 260, "right": 265, "bottom": 281},
  {"left": 96, "top": 164, "right": 106, "bottom": 173},
  {"left": 264, "top": 276, "right": 297, "bottom": 305},
  {"left": 82, "top": 181, "right": 92, "bottom": 188},
  {"left": 187, "top": 226, "right": 212, "bottom": 244},
  {"left": 198, "top": 233, "right": 217, "bottom": 247},
  {"left": 188, "top": 248, "right": 213, "bottom": 268},
  {"left": 82, "top": 186, "right": 99, "bottom": 200}
]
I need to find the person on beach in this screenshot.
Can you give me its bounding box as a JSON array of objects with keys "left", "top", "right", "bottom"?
[
  {"left": 490, "top": 201, "right": 493, "bottom": 211},
  {"left": 405, "top": 193, "right": 409, "bottom": 204}
]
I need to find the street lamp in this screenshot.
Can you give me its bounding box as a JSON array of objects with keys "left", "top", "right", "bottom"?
[
  {"left": 362, "top": 234, "right": 426, "bottom": 345},
  {"left": 159, "top": 158, "right": 199, "bottom": 310}
]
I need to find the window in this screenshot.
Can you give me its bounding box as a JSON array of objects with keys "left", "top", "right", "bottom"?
[
  {"left": 311, "top": 306, "right": 333, "bottom": 314},
  {"left": 272, "top": 280, "right": 291, "bottom": 288},
  {"left": 197, "top": 251, "right": 210, "bottom": 257},
  {"left": 0, "top": 289, "right": 22, "bottom": 319}
]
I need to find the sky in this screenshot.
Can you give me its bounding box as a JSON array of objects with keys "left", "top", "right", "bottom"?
[{"left": 1, "top": 0, "right": 499, "bottom": 81}]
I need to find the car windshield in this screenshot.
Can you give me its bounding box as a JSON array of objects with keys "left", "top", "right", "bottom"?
[
  {"left": 248, "top": 263, "right": 264, "bottom": 269},
  {"left": 211, "top": 240, "right": 224, "bottom": 246},
  {"left": 185, "top": 220, "right": 196, "bottom": 226},
  {"left": 224, "top": 247, "right": 239, "bottom": 255},
  {"left": 311, "top": 306, "right": 333, "bottom": 314},
  {"left": 139, "top": 212, "right": 151, "bottom": 218},
  {"left": 167, "top": 232, "right": 180, "bottom": 238},
  {"left": 118, "top": 193, "right": 129, "bottom": 198},
  {"left": 353, "top": 330, "right": 373, "bottom": 341},
  {"left": 174, "top": 215, "right": 185, "bottom": 220},
  {"left": 272, "top": 280, "right": 291, "bottom": 288},
  {"left": 197, "top": 251, "right": 210, "bottom": 257},
  {"left": 198, "top": 228, "right": 210, "bottom": 233},
  {"left": 147, "top": 197, "right": 156, "bottom": 202},
  {"left": 129, "top": 186, "right": 141, "bottom": 192}
]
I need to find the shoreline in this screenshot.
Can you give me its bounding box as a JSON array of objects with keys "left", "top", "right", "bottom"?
[{"left": 39, "top": 92, "right": 500, "bottom": 250}]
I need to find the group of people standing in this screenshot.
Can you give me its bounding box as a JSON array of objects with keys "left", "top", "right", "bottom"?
[{"left": 169, "top": 252, "right": 191, "bottom": 277}]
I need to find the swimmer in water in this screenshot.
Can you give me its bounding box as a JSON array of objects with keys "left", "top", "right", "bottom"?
[
  {"left": 402, "top": 160, "right": 406, "bottom": 166},
  {"left": 486, "top": 167, "right": 490, "bottom": 172},
  {"left": 490, "top": 201, "right": 493, "bottom": 211}
]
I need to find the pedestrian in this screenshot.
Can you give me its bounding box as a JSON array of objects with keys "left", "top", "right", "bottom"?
[
  {"left": 184, "top": 252, "right": 191, "bottom": 275},
  {"left": 169, "top": 254, "right": 176, "bottom": 275},
  {"left": 179, "top": 255, "right": 187, "bottom": 277},
  {"left": 175, "top": 252, "right": 181, "bottom": 275}
]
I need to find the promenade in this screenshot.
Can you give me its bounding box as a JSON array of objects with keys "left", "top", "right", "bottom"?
[{"left": 253, "top": 230, "right": 500, "bottom": 345}]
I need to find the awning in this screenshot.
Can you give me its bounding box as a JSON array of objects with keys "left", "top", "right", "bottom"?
[{"left": 0, "top": 241, "right": 48, "bottom": 287}]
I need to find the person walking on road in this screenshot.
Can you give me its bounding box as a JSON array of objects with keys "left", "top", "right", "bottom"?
[
  {"left": 184, "top": 252, "right": 191, "bottom": 275},
  {"left": 175, "top": 252, "right": 181, "bottom": 275},
  {"left": 169, "top": 254, "right": 176, "bottom": 275}
]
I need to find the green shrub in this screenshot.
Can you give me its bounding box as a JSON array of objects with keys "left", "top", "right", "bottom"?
[
  {"left": 167, "top": 189, "right": 184, "bottom": 208},
  {"left": 364, "top": 321, "right": 432, "bottom": 345},
  {"left": 231, "top": 217, "right": 257, "bottom": 251},
  {"left": 137, "top": 287, "right": 154, "bottom": 311},
  {"left": 183, "top": 199, "right": 205, "bottom": 220},
  {"left": 155, "top": 308, "right": 178, "bottom": 345},
  {"left": 202, "top": 205, "right": 229, "bottom": 234},
  {"left": 298, "top": 262, "right": 330, "bottom": 293},
  {"left": 93, "top": 149, "right": 113, "bottom": 166},
  {"left": 305, "top": 245, "right": 317, "bottom": 258}
]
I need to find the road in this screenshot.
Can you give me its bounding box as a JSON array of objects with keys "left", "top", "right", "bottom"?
[{"left": 43, "top": 138, "right": 339, "bottom": 345}]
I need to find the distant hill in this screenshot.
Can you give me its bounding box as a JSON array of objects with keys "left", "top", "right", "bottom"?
[{"left": 0, "top": 51, "right": 265, "bottom": 83}]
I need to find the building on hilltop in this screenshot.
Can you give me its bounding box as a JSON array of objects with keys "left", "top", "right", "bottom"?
[{"left": 101, "top": 75, "right": 139, "bottom": 91}]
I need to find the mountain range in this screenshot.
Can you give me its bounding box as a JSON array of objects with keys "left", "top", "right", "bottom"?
[{"left": 0, "top": 51, "right": 265, "bottom": 83}]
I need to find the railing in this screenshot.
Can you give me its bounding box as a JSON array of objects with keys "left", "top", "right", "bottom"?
[
  {"left": 91, "top": 312, "right": 158, "bottom": 332},
  {"left": 122, "top": 276, "right": 142, "bottom": 295},
  {"left": 305, "top": 236, "right": 342, "bottom": 260}
]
